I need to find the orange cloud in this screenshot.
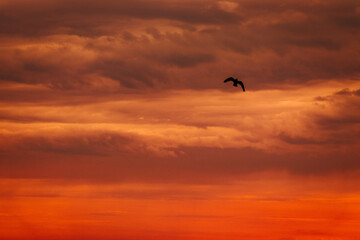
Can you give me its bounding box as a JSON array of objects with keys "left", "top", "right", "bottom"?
[{"left": 0, "top": 81, "right": 359, "bottom": 183}]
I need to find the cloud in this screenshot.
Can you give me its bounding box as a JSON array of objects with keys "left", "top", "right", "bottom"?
[
  {"left": 0, "top": 0, "right": 359, "bottom": 90},
  {"left": 335, "top": 88, "right": 360, "bottom": 96},
  {"left": 1, "top": 145, "right": 359, "bottom": 183},
  {"left": 155, "top": 52, "right": 216, "bottom": 68},
  {"left": 0, "top": 0, "right": 242, "bottom": 37},
  {"left": 0, "top": 83, "right": 359, "bottom": 183},
  {"left": 0, "top": 0, "right": 359, "bottom": 183},
  {"left": 0, "top": 129, "right": 139, "bottom": 157}
]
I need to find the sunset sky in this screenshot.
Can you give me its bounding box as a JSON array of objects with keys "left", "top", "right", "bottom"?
[{"left": 1, "top": 0, "right": 360, "bottom": 239}]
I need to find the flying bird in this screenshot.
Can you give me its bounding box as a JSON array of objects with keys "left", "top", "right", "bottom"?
[{"left": 224, "top": 77, "right": 245, "bottom": 91}]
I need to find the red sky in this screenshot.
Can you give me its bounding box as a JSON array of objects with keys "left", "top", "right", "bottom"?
[{"left": 1, "top": 0, "right": 360, "bottom": 239}]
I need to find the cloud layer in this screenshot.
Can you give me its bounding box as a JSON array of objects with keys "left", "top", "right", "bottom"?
[
  {"left": 1, "top": 82, "right": 359, "bottom": 183},
  {"left": 0, "top": 0, "right": 359, "bottom": 90}
]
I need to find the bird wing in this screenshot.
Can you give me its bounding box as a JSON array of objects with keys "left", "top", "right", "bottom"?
[
  {"left": 224, "top": 77, "right": 235, "bottom": 83},
  {"left": 238, "top": 81, "right": 245, "bottom": 92}
]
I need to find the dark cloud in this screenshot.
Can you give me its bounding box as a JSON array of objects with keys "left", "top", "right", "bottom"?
[
  {"left": 0, "top": 0, "right": 242, "bottom": 37},
  {"left": 335, "top": 88, "right": 360, "bottom": 96},
  {"left": 0, "top": 0, "right": 359, "bottom": 90},
  {"left": 157, "top": 52, "right": 216, "bottom": 68},
  {"left": 279, "top": 133, "right": 327, "bottom": 145},
  {"left": 315, "top": 113, "right": 360, "bottom": 129},
  {"left": 92, "top": 58, "right": 166, "bottom": 88},
  {"left": 279, "top": 132, "right": 356, "bottom": 145},
  {"left": 0, "top": 132, "right": 135, "bottom": 156},
  {"left": 314, "top": 92, "right": 360, "bottom": 129},
  {"left": 314, "top": 96, "right": 328, "bottom": 101},
  {"left": 1, "top": 146, "right": 359, "bottom": 184},
  {"left": 0, "top": 44, "right": 91, "bottom": 89},
  {"left": 336, "top": 88, "right": 353, "bottom": 95}
]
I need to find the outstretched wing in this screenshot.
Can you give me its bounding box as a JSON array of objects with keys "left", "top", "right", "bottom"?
[
  {"left": 224, "top": 77, "right": 235, "bottom": 83},
  {"left": 238, "top": 81, "right": 245, "bottom": 92}
]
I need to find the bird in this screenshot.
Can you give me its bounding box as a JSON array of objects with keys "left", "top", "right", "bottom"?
[{"left": 224, "top": 77, "right": 245, "bottom": 91}]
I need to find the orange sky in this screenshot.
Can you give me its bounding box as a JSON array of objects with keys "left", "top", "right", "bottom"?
[{"left": 1, "top": 0, "right": 360, "bottom": 239}]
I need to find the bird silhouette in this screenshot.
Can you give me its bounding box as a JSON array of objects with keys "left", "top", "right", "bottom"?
[{"left": 224, "top": 77, "right": 245, "bottom": 91}]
